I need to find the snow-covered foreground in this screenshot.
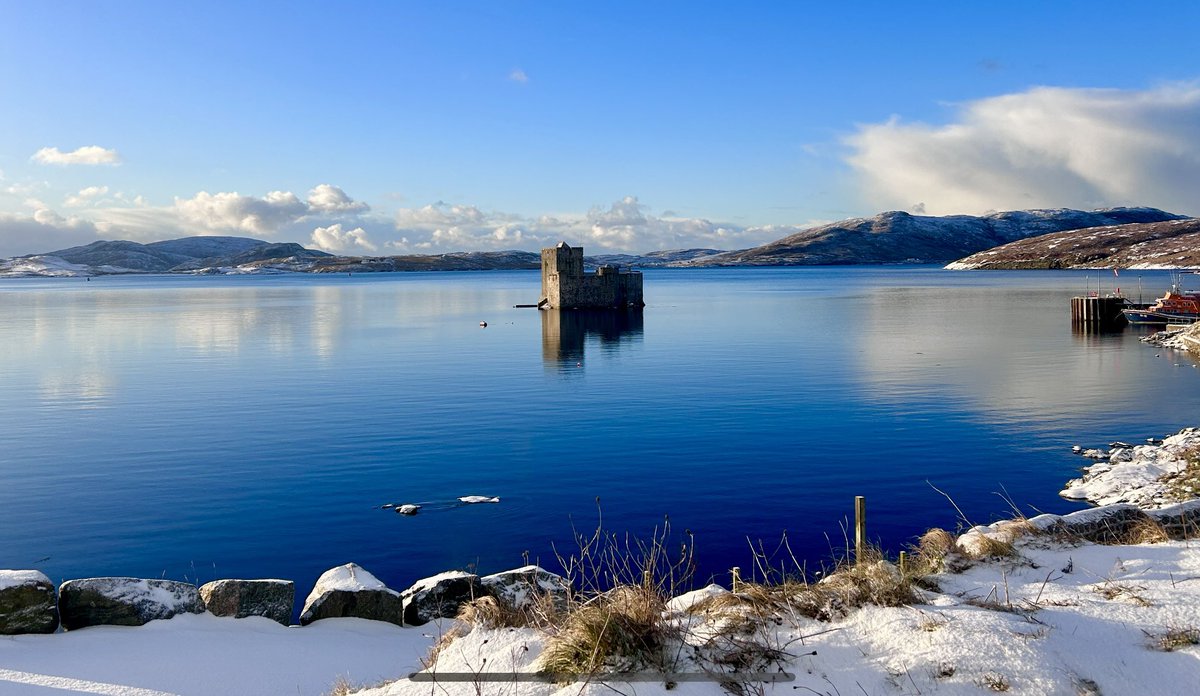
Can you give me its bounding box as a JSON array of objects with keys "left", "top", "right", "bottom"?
[
  {"left": 4, "top": 544, "right": 1200, "bottom": 696},
  {"left": 362, "top": 538, "right": 1200, "bottom": 696},
  {"left": 0, "top": 614, "right": 434, "bottom": 696}
]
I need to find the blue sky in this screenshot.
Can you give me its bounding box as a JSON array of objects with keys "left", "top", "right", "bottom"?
[{"left": 2, "top": 1, "right": 1199, "bottom": 256}]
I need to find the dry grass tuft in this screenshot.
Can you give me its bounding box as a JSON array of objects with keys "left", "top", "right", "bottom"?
[
  {"left": 1150, "top": 626, "right": 1200, "bottom": 651},
  {"left": 979, "top": 671, "right": 1011, "bottom": 691},
  {"left": 1092, "top": 582, "right": 1152, "bottom": 607},
  {"left": 1119, "top": 516, "right": 1170, "bottom": 545},
  {"left": 1161, "top": 445, "right": 1200, "bottom": 502},
  {"left": 325, "top": 676, "right": 351, "bottom": 696},
  {"left": 457, "top": 591, "right": 564, "bottom": 630},
  {"left": 538, "top": 586, "right": 668, "bottom": 680}
]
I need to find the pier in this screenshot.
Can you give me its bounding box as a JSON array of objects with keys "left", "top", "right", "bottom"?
[{"left": 1070, "top": 296, "right": 1127, "bottom": 328}]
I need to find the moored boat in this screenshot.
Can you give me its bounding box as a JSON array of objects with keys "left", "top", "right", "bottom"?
[{"left": 1121, "top": 282, "right": 1200, "bottom": 325}]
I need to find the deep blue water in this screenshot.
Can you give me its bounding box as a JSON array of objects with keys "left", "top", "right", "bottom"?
[{"left": 2, "top": 267, "right": 1198, "bottom": 608}]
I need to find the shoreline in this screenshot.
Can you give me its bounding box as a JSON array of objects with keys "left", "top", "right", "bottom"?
[{"left": 6, "top": 425, "right": 1200, "bottom": 695}]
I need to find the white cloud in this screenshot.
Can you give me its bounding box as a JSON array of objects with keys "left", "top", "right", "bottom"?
[
  {"left": 306, "top": 184, "right": 369, "bottom": 213},
  {"left": 509, "top": 68, "right": 529, "bottom": 84},
  {"left": 65, "top": 186, "right": 110, "bottom": 208},
  {"left": 32, "top": 146, "right": 122, "bottom": 166},
  {"left": 846, "top": 83, "right": 1200, "bottom": 216},
  {"left": 389, "top": 196, "right": 781, "bottom": 253},
  {"left": 310, "top": 224, "right": 377, "bottom": 253},
  {"left": 173, "top": 190, "right": 309, "bottom": 235}
]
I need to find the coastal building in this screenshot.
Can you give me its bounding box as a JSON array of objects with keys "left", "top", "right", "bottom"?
[{"left": 538, "top": 242, "right": 645, "bottom": 310}]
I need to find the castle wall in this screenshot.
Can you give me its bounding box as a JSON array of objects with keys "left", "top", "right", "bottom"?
[{"left": 539, "top": 244, "right": 643, "bottom": 309}]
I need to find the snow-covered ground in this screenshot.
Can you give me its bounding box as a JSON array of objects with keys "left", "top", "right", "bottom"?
[
  {"left": 0, "top": 614, "right": 434, "bottom": 696},
  {"left": 1062, "top": 428, "right": 1200, "bottom": 507},
  {"left": 355, "top": 537, "right": 1200, "bottom": 696}
]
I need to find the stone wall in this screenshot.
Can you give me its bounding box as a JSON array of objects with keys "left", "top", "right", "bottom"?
[
  {"left": 540, "top": 243, "right": 644, "bottom": 309},
  {"left": 0, "top": 564, "right": 568, "bottom": 635}
]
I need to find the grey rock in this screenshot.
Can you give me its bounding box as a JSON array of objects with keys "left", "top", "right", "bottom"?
[
  {"left": 299, "top": 563, "right": 403, "bottom": 626},
  {"left": 480, "top": 565, "right": 570, "bottom": 612},
  {"left": 58, "top": 577, "right": 204, "bottom": 630},
  {"left": 0, "top": 570, "right": 59, "bottom": 634},
  {"left": 199, "top": 579, "right": 294, "bottom": 625},
  {"left": 401, "top": 571, "right": 485, "bottom": 626}
]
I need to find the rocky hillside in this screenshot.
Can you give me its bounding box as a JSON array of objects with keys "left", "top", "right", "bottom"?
[
  {"left": 0, "top": 238, "right": 542, "bottom": 277},
  {"left": 305, "top": 250, "right": 540, "bottom": 273},
  {"left": 681, "top": 207, "right": 1186, "bottom": 266},
  {"left": 587, "top": 248, "right": 725, "bottom": 268},
  {"left": 946, "top": 218, "right": 1200, "bottom": 270}
]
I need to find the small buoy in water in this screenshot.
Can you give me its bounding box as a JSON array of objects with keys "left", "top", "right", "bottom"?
[
  {"left": 458, "top": 495, "right": 500, "bottom": 504},
  {"left": 396, "top": 504, "right": 421, "bottom": 515},
  {"left": 480, "top": 321, "right": 487, "bottom": 328},
  {"left": 576, "top": 362, "right": 582, "bottom": 367}
]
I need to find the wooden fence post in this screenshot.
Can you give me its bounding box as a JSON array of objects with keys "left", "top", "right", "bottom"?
[{"left": 855, "top": 496, "right": 867, "bottom": 564}]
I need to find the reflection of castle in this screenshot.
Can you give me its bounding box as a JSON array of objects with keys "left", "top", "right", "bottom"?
[
  {"left": 541, "top": 310, "right": 644, "bottom": 367},
  {"left": 539, "top": 242, "right": 644, "bottom": 309}
]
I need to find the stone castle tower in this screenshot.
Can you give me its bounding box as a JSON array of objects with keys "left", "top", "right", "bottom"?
[{"left": 539, "top": 242, "right": 644, "bottom": 310}]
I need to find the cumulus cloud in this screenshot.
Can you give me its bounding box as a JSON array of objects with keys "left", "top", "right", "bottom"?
[
  {"left": 846, "top": 83, "right": 1200, "bottom": 216},
  {"left": 174, "top": 190, "right": 308, "bottom": 235},
  {"left": 509, "top": 68, "right": 529, "bottom": 83},
  {"left": 310, "top": 224, "right": 377, "bottom": 253},
  {"left": 388, "top": 196, "right": 779, "bottom": 253},
  {"left": 306, "top": 184, "right": 370, "bottom": 213},
  {"left": 65, "top": 186, "right": 110, "bottom": 208},
  {"left": 3, "top": 185, "right": 790, "bottom": 259},
  {"left": 32, "top": 146, "right": 122, "bottom": 166}
]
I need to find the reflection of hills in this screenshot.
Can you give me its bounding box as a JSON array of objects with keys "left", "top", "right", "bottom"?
[{"left": 541, "top": 310, "right": 644, "bottom": 367}]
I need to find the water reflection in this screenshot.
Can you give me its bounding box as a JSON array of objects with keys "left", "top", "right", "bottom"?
[
  {"left": 540, "top": 310, "right": 644, "bottom": 372},
  {"left": 855, "top": 286, "right": 1200, "bottom": 426}
]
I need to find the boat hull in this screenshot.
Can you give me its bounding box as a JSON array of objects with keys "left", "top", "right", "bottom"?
[{"left": 1122, "top": 308, "right": 1200, "bottom": 325}]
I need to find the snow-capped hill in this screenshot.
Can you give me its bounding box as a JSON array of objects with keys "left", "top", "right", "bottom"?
[
  {"left": 1, "top": 237, "right": 336, "bottom": 277},
  {"left": 681, "top": 207, "right": 1185, "bottom": 266},
  {"left": 947, "top": 217, "right": 1200, "bottom": 270},
  {"left": 0, "top": 255, "right": 102, "bottom": 277},
  {"left": 586, "top": 248, "right": 725, "bottom": 268},
  {"left": 146, "top": 236, "right": 270, "bottom": 259}
]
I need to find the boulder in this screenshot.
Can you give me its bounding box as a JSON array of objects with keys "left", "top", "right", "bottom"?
[
  {"left": 58, "top": 577, "right": 204, "bottom": 630},
  {"left": 299, "top": 563, "right": 402, "bottom": 626},
  {"left": 401, "top": 571, "right": 484, "bottom": 626},
  {"left": 0, "top": 570, "right": 59, "bottom": 634},
  {"left": 479, "top": 565, "right": 570, "bottom": 612},
  {"left": 199, "top": 579, "right": 294, "bottom": 625}
]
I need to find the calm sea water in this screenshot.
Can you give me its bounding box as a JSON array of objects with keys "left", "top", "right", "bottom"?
[{"left": 2, "top": 267, "right": 1197, "bottom": 608}]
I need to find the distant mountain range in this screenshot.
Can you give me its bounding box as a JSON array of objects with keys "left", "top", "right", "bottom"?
[
  {"left": 0, "top": 207, "right": 1194, "bottom": 277},
  {"left": 946, "top": 217, "right": 1200, "bottom": 270},
  {"left": 678, "top": 207, "right": 1186, "bottom": 266}
]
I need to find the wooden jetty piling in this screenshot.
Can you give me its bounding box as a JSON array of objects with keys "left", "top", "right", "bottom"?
[{"left": 1071, "top": 296, "right": 1126, "bottom": 328}]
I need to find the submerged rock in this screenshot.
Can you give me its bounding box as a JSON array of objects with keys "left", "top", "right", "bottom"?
[
  {"left": 299, "top": 563, "right": 402, "bottom": 626},
  {"left": 0, "top": 570, "right": 59, "bottom": 634},
  {"left": 401, "top": 571, "right": 484, "bottom": 626},
  {"left": 199, "top": 579, "right": 294, "bottom": 625},
  {"left": 58, "top": 577, "right": 203, "bottom": 630}
]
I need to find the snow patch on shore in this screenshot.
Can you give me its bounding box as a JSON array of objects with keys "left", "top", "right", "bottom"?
[{"left": 1061, "top": 428, "right": 1200, "bottom": 507}]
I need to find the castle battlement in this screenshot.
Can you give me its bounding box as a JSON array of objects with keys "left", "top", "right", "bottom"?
[{"left": 538, "top": 242, "right": 645, "bottom": 310}]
